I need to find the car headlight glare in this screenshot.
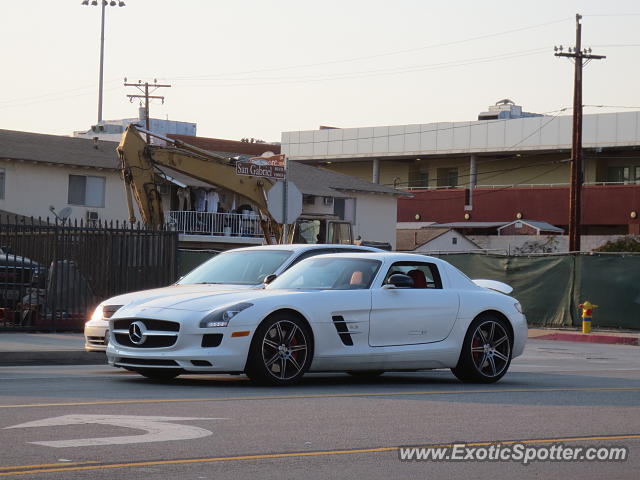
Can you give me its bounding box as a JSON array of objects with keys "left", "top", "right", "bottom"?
[
  {"left": 514, "top": 302, "right": 523, "bottom": 314},
  {"left": 90, "top": 305, "right": 104, "bottom": 322},
  {"left": 200, "top": 302, "right": 253, "bottom": 328}
]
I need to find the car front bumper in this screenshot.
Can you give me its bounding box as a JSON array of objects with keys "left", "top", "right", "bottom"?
[
  {"left": 106, "top": 327, "right": 253, "bottom": 373},
  {"left": 84, "top": 319, "right": 108, "bottom": 352}
]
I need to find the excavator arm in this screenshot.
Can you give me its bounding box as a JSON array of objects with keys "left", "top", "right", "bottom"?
[{"left": 116, "top": 125, "right": 281, "bottom": 243}]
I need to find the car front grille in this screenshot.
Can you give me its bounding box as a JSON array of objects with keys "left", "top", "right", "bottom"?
[{"left": 112, "top": 318, "right": 179, "bottom": 349}]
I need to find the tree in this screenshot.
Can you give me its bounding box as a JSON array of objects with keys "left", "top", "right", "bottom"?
[{"left": 593, "top": 236, "right": 640, "bottom": 253}]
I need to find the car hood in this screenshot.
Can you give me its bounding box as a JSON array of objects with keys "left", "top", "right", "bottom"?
[
  {"left": 114, "top": 288, "right": 284, "bottom": 315},
  {"left": 101, "top": 283, "right": 257, "bottom": 309}
]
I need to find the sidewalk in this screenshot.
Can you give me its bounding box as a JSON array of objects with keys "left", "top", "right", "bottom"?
[
  {"left": 529, "top": 328, "right": 640, "bottom": 346},
  {"left": 0, "top": 327, "right": 638, "bottom": 367},
  {"left": 0, "top": 333, "right": 105, "bottom": 366}
]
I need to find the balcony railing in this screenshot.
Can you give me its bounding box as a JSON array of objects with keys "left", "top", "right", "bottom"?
[
  {"left": 399, "top": 181, "right": 640, "bottom": 191},
  {"left": 165, "top": 211, "right": 262, "bottom": 238}
]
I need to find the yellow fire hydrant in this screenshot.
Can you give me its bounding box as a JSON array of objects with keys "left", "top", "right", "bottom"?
[{"left": 578, "top": 301, "right": 598, "bottom": 334}]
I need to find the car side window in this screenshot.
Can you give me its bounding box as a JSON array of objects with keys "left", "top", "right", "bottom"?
[{"left": 382, "top": 261, "right": 442, "bottom": 289}]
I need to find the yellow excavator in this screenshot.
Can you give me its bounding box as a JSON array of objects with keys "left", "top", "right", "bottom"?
[{"left": 116, "top": 125, "right": 354, "bottom": 245}]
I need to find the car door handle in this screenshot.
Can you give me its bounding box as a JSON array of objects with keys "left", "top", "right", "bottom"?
[{"left": 408, "top": 330, "right": 425, "bottom": 335}]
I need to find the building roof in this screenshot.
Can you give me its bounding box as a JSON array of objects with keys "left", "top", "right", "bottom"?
[
  {"left": 432, "top": 222, "right": 508, "bottom": 229},
  {"left": 0, "top": 129, "right": 119, "bottom": 169},
  {"left": 497, "top": 219, "right": 564, "bottom": 233},
  {"left": 396, "top": 227, "right": 451, "bottom": 251}
]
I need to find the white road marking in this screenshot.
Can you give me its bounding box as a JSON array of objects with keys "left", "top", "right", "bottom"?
[{"left": 5, "top": 414, "right": 227, "bottom": 448}]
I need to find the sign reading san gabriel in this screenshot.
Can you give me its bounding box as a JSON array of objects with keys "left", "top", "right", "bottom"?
[{"left": 236, "top": 152, "right": 286, "bottom": 179}]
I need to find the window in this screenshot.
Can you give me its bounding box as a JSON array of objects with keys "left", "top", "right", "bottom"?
[
  {"left": 452, "top": 237, "right": 458, "bottom": 245},
  {"left": 607, "top": 165, "right": 640, "bottom": 184},
  {"left": 408, "top": 164, "right": 428, "bottom": 188},
  {"left": 0, "top": 168, "right": 5, "bottom": 199},
  {"left": 382, "top": 261, "right": 442, "bottom": 289},
  {"left": 68, "top": 175, "right": 106, "bottom": 207},
  {"left": 436, "top": 167, "right": 458, "bottom": 188}
]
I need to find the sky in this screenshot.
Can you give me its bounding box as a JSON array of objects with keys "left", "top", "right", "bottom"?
[{"left": 1, "top": 0, "right": 639, "bottom": 143}]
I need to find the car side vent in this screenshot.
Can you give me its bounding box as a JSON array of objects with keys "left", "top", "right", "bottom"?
[{"left": 331, "top": 315, "right": 354, "bottom": 346}]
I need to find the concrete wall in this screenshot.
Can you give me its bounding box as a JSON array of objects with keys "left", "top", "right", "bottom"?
[
  {"left": 0, "top": 160, "right": 136, "bottom": 222},
  {"left": 354, "top": 194, "right": 397, "bottom": 248},
  {"left": 468, "top": 235, "right": 626, "bottom": 253}
]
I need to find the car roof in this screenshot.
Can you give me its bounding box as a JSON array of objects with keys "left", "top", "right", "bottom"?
[
  {"left": 221, "top": 244, "right": 382, "bottom": 253},
  {"left": 304, "top": 251, "right": 442, "bottom": 263}
]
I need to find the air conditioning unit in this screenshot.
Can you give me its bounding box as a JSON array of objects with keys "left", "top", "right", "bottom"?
[
  {"left": 323, "top": 197, "right": 334, "bottom": 206},
  {"left": 86, "top": 211, "right": 99, "bottom": 221},
  {"left": 158, "top": 184, "right": 171, "bottom": 195}
]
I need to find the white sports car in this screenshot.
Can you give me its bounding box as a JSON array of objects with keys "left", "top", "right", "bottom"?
[
  {"left": 106, "top": 252, "right": 527, "bottom": 385},
  {"left": 85, "top": 244, "right": 379, "bottom": 351}
]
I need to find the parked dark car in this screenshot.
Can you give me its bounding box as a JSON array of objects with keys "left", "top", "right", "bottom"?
[{"left": 0, "top": 247, "right": 47, "bottom": 309}]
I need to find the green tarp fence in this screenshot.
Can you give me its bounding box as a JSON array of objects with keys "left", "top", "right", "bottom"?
[
  {"left": 176, "top": 249, "right": 640, "bottom": 329},
  {"left": 432, "top": 253, "right": 640, "bottom": 329}
]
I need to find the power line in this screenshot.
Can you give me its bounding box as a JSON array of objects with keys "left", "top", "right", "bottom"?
[
  {"left": 163, "top": 17, "right": 571, "bottom": 81},
  {"left": 175, "top": 49, "right": 550, "bottom": 88}
]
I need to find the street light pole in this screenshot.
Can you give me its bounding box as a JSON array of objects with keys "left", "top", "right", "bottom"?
[
  {"left": 82, "top": 0, "right": 126, "bottom": 125},
  {"left": 98, "top": 0, "right": 106, "bottom": 124}
]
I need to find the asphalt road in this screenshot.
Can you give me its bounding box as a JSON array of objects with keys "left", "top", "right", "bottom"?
[{"left": 0, "top": 339, "right": 639, "bottom": 479}]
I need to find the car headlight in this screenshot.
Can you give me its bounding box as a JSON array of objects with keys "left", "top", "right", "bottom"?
[
  {"left": 90, "top": 304, "right": 104, "bottom": 322},
  {"left": 199, "top": 302, "right": 253, "bottom": 328},
  {"left": 514, "top": 302, "right": 523, "bottom": 314}
]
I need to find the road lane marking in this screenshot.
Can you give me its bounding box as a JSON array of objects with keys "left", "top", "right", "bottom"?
[
  {"left": 1, "top": 433, "right": 639, "bottom": 476},
  {"left": 5, "top": 415, "right": 227, "bottom": 448},
  {"left": 1, "top": 386, "right": 639, "bottom": 409},
  {"left": 0, "top": 461, "right": 97, "bottom": 471}
]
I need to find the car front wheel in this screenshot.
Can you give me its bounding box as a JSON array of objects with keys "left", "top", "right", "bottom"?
[
  {"left": 245, "top": 314, "right": 312, "bottom": 385},
  {"left": 451, "top": 314, "right": 512, "bottom": 383}
]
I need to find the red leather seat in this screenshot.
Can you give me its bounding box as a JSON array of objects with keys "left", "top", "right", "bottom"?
[{"left": 407, "top": 269, "right": 427, "bottom": 289}]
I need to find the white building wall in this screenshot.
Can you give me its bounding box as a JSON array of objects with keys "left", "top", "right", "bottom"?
[
  {"left": 282, "top": 111, "right": 640, "bottom": 160},
  {"left": 467, "top": 235, "right": 626, "bottom": 253},
  {"left": 353, "top": 194, "right": 397, "bottom": 248},
  {"left": 0, "top": 160, "right": 136, "bottom": 222}
]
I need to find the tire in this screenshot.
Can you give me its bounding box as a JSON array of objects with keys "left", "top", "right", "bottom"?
[
  {"left": 245, "top": 313, "right": 313, "bottom": 386},
  {"left": 346, "top": 370, "right": 385, "bottom": 377},
  {"left": 451, "top": 314, "right": 512, "bottom": 384},
  {"left": 134, "top": 368, "right": 182, "bottom": 381}
]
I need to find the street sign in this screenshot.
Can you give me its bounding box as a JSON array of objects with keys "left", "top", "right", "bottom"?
[
  {"left": 267, "top": 180, "right": 302, "bottom": 224},
  {"left": 236, "top": 161, "right": 285, "bottom": 179},
  {"left": 6, "top": 414, "right": 227, "bottom": 448}
]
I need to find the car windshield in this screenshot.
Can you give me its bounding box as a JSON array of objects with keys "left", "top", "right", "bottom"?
[
  {"left": 178, "top": 250, "right": 293, "bottom": 285},
  {"left": 267, "top": 257, "right": 381, "bottom": 290}
]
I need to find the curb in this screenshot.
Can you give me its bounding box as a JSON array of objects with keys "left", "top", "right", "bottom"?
[
  {"left": 534, "top": 332, "right": 640, "bottom": 346},
  {"left": 0, "top": 351, "right": 107, "bottom": 366}
]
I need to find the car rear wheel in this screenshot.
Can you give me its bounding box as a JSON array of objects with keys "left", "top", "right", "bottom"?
[
  {"left": 451, "top": 314, "right": 512, "bottom": 384},
  {"left": 134, "top": 368, "right": 182, "bottom": 381},
  {"left": 245, "top": 313, "right": 312, "bottom": 386}
]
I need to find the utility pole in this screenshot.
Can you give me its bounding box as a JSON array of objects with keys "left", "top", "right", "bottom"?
[
  {"left": 555, "top": 14, "right": 605, "bottom": 251},
  {"left": 124, "top": 79, "right": 171, "bottom": 142}
]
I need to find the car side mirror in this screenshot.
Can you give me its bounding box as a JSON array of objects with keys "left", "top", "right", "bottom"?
[
  {"left": 264, "top": 274, "right": 277, "bottom": 285},
  {"left": 386, "top": 273, "right": 414, "bottom": 289}
]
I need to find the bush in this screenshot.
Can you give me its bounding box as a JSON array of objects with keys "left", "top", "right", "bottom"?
[{"left": 593, "top": 236, "right": 640, "bottom": 253}]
